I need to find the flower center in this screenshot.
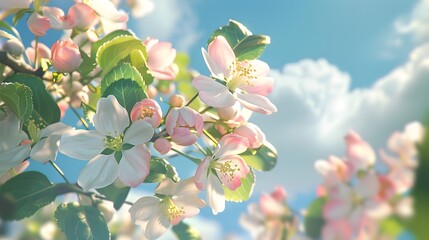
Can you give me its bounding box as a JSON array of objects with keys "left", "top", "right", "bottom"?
[
  {"left": 164, "top": 197, "right": 185, "bottom": 223},
  {"left": 104, "top": 135, "right": 123, "bottom": 152},
  {"left": 227, "top": 60, "right": 257, "bottom": 91},
  {"left": 140, "top": 107, "right": 155, "bottom": 119},
  {"left": 212, "top": 160, "right": 240, "bottom": 183}
]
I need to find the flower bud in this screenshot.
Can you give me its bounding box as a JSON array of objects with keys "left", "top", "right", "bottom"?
[
  {"left": 165, "top": 107, "right": 204, "bottom": 146},
  {"left": 51, "top": 39, "right": 82, "bottom": 72},
  {"left": 144, "top": 38, "right": 178, "bottom": 80},
  {"left": 154, "top": 138, "right": 171, "bottom": 155},
  {"left": 130, "top": 99, "right": 162, "bottom": 128},
  {"left": 27, "top": 12, "right": 50, "bottom": 36},
  {"left": 169, "top": 94, "right": 185, "bottom": 107},
  {"left": 68, "top": 3, "right": 97, "bottom": 31},
  {"left": 234, "top": 123, "right": 265, "bottom": 149},
  {"left": 3, "top": 39, "right": 25, "bottom": 57}
]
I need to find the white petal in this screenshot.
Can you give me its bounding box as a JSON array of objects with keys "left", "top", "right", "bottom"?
[
  {"left": 145, "top": 208, "right": 170, "bottom": 239},
  {"left": 194, "top": 157, "right": 211, "bottom": 190},
  {"left": 236, "top": 93, "right": 277, "bottom": 114},
  {"left": 206, "top": 173, "right": 225, "bottom": 215},
  {"left": 93, "top": 95, "right": 129, "bottom": 136},
  {"left": 154, "top": 178, "right": 177, "bottom": 196},
  {"left": 193, "top": 75, "right": 235, "bottom": 108},
  {"left": 59, "top": 129, "right": 105, "bottom": 160},
  {"left": 0, "top": 145, "right": 31, "bottom": 176},
  {"left": 175, "top": 177, "right": 201, "bottom": 196},
  {"left": 123, "top": 120, "right": 154, "bottom": 145},
  {"left": 129, "top": 196, "right": 160, "bottom": 223},
  {"left": 0, "top": 109, "right": 21, "bottom": 151},
  {"left": 214, "top": 133, "right": 249, "bottom": 158},
  {"left": 118, "top": 144, "right": 150, "bottom": 187},
  {"left": 78, "top": 154, "right": 118, "bottom": 191},
  {"left": 30, "top": 135, "right": 61, "bottom": 163},
  {"left": 202, "top": 48, "right": 225, "bottom": 80},
  {"left": 40, "top": 122, "right": 72, "bottom": 138}
]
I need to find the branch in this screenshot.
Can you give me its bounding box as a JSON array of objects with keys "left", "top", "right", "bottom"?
[{"left": 0, "top": 51, "right": 44, "bottom": 78}]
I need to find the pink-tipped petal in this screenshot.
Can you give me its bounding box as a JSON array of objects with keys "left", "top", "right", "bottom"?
[
  {"left": 236, "top": 93, "right": 277, "bottom": 114},
  {"left": 118, "top": 144, "right": 151, "bottom": 187}
]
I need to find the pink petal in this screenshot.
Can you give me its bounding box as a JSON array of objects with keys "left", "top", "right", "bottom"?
[
  {"left": 118, "top": 144, "right": 151, "bottom": 187},
  {"left": 207, "top": 36, "right": 235, "bottom": 78},
  {"left": 78, "top": 154, "right": 118, "bottom": 191},
  {"left": 195, "top": 156, "right": 211, "bottom": 190},
  {"left": 323, "top": 199, "right": 352, "bottom": 220},
  {"left": 193, "top": 75, "right": 236, "bottom": 108},
  {"left": 214, "top": 133, "right": 249, "bottom": 158},
  {"left": 236, "top": 93, "right": 277, "bottom": 114},
  {"left": 216, "top": 155, "right": 249, "bottom": 190},
  {"left": 206, "top": 173, "right": 225, "bottom": 215}
]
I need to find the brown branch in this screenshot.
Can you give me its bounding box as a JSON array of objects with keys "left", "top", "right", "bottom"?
[{"left": 0, "top": 51, "right": 44, "bottom": 78}]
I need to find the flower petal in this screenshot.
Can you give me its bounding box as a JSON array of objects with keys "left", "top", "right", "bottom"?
[
  {"left": 206, "top": 173, "right": 225, "bottom": 215},
  {"left": 171, "top": 195, "right": 205, "bottom": 224},
  {"left": 216, "top": 155, "right": 249, "bottom": 190},
  {"left": 118, "top": 144, "right": 150, "bottom": 187},
  {"left": 123, "top": 120, "right": 154, "bottom": 145},
  {"left": 40, "top": 122, "right": 72, "bottom": 138},
  {"left": 175, "top": 177, "right": 201, "bottom": 196},
  {"left": 78, "top": 154, "right": 118, "bottom": 191},
  {"left": 93, "top": 95, "right": 130, "bottom": 136},
  {"left": 0, "top": 109, "right": 21, "bottom": 151},
  {"left": 207, "top": 36, "right": 235, "bottom": 78},
  {"left": 193, "top": 75, "right": 236, "bottom": 108},
  {"left": 59, "top": 129, "right": 105, "bottom": 160},
  {"left": 129, "top": 196, "right": 160, "bottom": 223},
  {"left": 154, "top": 178, "right": 177, "bottom": 196},
  {"left": 30, "top": 135, "right": 61, "bottom": 163},
  {"left": 214, "top": 133, "right": 249, "bottom": 158},
  {"left": 195, "top": 156, "right": 211, "bottom": 190},
  {"left": 145, "top": 208, "right": 170, "bottom": 239},
  {"left": 0, "top": 145, "right": 31, "bottom": 176},
  {"left": 236, "top": 93, "right": 277, "bottom": 114}
]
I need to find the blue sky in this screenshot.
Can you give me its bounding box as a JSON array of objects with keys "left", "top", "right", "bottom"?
[{"left": 22, "top": 0, "right": 429, "bottom": 238}]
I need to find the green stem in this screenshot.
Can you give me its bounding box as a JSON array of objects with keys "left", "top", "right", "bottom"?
[
  {"left": 49, "top": 160, "right": 70, "bottom": 184},
  {"left": 93, "top": 194, "right": 134, "bottom": 206},
  {"left": 203, "top": 129, "right": 218, "bottom": 145},
  {"left": 34, "top": 36, "right": 39, "bottom": 69},
  {"left": 199, "top": 106, "right": 213, "bottom": 114},
  {"left": 68, "top": 103, "right": 90, "bottom": 130},
  {"left": 194, "top": 142, "right": 207, "bottom": 155},
  {"left": 171, "top": 148, "right": 201, "bottom": 164},
  {"left": 186, "top": 93, "right": 199, "bottom": 106}
]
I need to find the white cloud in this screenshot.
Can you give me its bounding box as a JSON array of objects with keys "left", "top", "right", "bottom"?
[
  {"left": 251, "top": 44, "right": 429, "bottom": 197},
  {"left": 132, "top": 0, "right": 202, "bottom": 51},
  {"left": 395, "top": 0, "right": 429, "bottom": 43}
]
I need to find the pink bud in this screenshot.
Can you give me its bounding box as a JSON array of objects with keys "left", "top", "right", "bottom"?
[
  {"left": 130, "top": 99, "right": 162, "bottom": 128},
  {"left": 345, "top": 130, "right": 376, "bottom": 171},
  {"left": 144, "top": 38, "right": 178, "bottom": 80},
  {"left": 51, "top": 39, "right": 82, "bottom": 72},
  {"left": 154, "top": 138, "right": 171, "bottom": 155},
  {"left": 165, "top": 107, "right": 204, "bottom": 146},
  {"left": 271, "top": 186, "right": 287, "bottom": 202},
  {"left": 169, "top": 94, "right": 185, "bottom": 107},
  {"left": 68, "top": 3, "right": 97, "bottom": 31},
  {"left": 27, "top": 12, "right": 50, "bottom": 36},
  {"left": 234, "top": 123, "right": 265, "bottom": 149}
]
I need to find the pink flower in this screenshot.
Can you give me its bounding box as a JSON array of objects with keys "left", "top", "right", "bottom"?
[
  {"left": 51, "top": 39, "right": 82, "bottom": 72},
  {"left": 165, "top": 107, "right": 204, "bottom": 146},
  {"left": 25, "top": 41, "right": 51, "bottom": 65},
  {"left": 130, "top": 99, "right": 162, "bottom": 128},
  {"left": 67, "top": 3, "right": 97, "bottom": 31},
  {"left": 322, "top": 220, "right": 353, "bottom": 240},
  {"left": 345, "top": 130, "right": 376, "bottom": 171},
  {"left": 195, "top": 134, "right": 249, "bottom": 214},
  {"left": 42, "top": 7, "right": 75, "bottom": 30},
  {"left": 315, "top": 156, "right": 353, "bottom": 190},
  {"left": 234, "top": 122, "right": 265, "bottom": 149},
  {"left": 27, "top": 12, "right": 50, "bottom": 36},
  {"left": 193, "top": 36, "right": 277, "bottom": 114},
  {"left": 144, "top": 38, "right": 178, "bottom": 80},
  {"left": 154, "top": 138, "right": 171, "bottom": 155}
]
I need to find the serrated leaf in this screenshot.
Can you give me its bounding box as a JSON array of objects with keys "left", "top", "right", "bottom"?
[
  {"left": 6, "top": 73, "right": 60, "bottom": 128},
  {"left": 130, "top": 49, "right": 153, "bottom": 85},
  {"left": 172, "top": 222, "right": 202, "bottom": 240},
  {"left": 0, "top": 21, "right": 21, "bottom": 40},
  {"left": 102, "top": 79, "right": 147, "bottom": 113},
  {"left": 97, "top": 184, "right": 130, "bottom": 210},
  {"left": 223, "top": 169, "right": 255, "bottom": 202},
  {"left": 91, "top": 30, "right": 134, "bottom": 59},
  {"left": 0, "top": 172, "right": 55, "bottom": 220},
  {"left": 101, "top": 62, "right": 145, "bottom": 94},
  {"left": 78, "top": 49, "right": 96, "bottom": 76},
  {"left": 145, "top": 158, "right": 180, "bottom": 183},
  {"left": 96, "top": 35, "right": 147, "bottom": 74},
  {"left": 55, "top": 202, "right": 110, "bottom": 240},
  {"left": 208, "top": 19, "right": 252, "bottom": 47},
  {"left": 241, "top": 142, "right": 277, "bottom": 171},
  {"left": 0, "top": 82, "right": 33, "bottom": 122},
  {"left": 304, "top": 197, "right": 326, "bottom": 239}
]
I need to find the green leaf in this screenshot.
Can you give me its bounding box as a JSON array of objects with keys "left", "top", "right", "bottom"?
[
  {"left": 223, "top": 169, "right": 255, "bottom": 202},
  {"left": 78, "top": 49, "right": 96, "bottom": 76},
  {"left": 241, "top": 142, "right": 277, "bottom": 171},
  {"left": 55, "top": 202, "right": 110, "bottom": 240},
  {"left": 0, "top": 20, "right": 21, "bottom": 40},
  {"left": 0, "top": 82, "right": 33, "bottom": 122},
  {"left": 130, "top": 49, "right": 153, "bottom": 85},
  {"left": 101, "top": 62, "right": 145, "bottom": 94},
  {"left": 172, "top": 221, "right": 202, "bottom": 240},
  {"left": 96, "top": 35, "right": 147, "bottom": 74},
  {"left": 145, "top": 158, "right": 180, "bottom": 183},
  {"left": 304, "top": 197, "right": 326, "bottom": 239},
  {"left": 12, "top": 9, "right": 32, "bottom": 26},
  {"left": 102, "top": 79, "right": 147, "bottom": 113},
  {"left": 91, "top": 30, "right": 134, "bottom": 59},
  {"left": 208, "top": 20, "right": 270, "bottom": 60},
  {"left": 0, "top": 172, "right": 56, "bottom": 220},
  {"left": 97, "top": 184, "right": 130, "bottom": 210},
  {"left": 6, "top": 73, "right": 60, "bottom": 128}
]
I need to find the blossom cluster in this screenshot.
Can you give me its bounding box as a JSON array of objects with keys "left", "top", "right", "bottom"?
[
  {"left": 240, "top": 122, "right": 425, "bottom": 240},
  {"left": 0, "top": 1, "right": 277, "bottom": 239}
]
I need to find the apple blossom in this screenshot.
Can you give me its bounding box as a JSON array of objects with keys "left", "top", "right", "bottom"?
[
  {"left": 27, "top": 12, "right": 50, "bottom": 36},
  {"left": 67, "top": 3, "right": 97, "bottom": 31},
  {"left": 129, "top": 178, "right": 205, "bottom": 239},
  {"left": 130, "top": 99, "right": 162, "bottom": 128},
  {"left": 144, "top": 38, "right": 178, "bottom": 80},
  {"left": 59, "top": 95, "right": 154, "bottom": 190},
  {"left": 42, "top": 7, "right": 75, "bottom": 30},
  {"left": 165, "top": 106, "right": 204, "bottom": 146},
  {"left": 195, "top": 133, "right": 249, "bottom": 214},
  {"left": 85, "top": 0, "right": 129, "bottom": 34},
  {"left": 193, "top": 35, "right": 277, "bottom": 114},
  {"left": 51, "top": 39, "right": 82, "bottom": 73},
  {"left": 345, "top": 130, "right": 376, "bottom": 171},
  {"left": 154, "top": 138, "right": 171, "bottom": 155},
  {"left": 234, "top": 122, "right": 265, "bottom": 149}
]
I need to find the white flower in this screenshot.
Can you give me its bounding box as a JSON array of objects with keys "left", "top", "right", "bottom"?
[
  {"left": 129, "top": 178, "right": 205, "bottom": 239},
  {"left": 59, "top": 95, "right": 154, "bottom": 190}
]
